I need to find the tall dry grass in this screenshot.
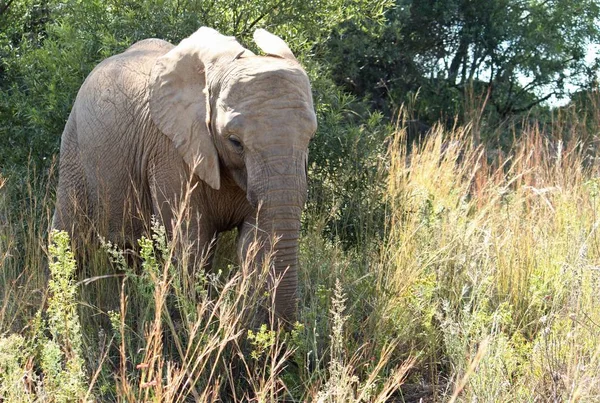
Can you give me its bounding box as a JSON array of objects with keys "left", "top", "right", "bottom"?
[
  {"left": 373, "top": 114, "right": 600, "bottom": 400},
  {"left": 1, "top": 110, "right": 600, "bottom": 401}
]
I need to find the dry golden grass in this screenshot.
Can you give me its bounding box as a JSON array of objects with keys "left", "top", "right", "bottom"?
[{"left": 1, "top": 111, "right": 600, "bottom": 401}]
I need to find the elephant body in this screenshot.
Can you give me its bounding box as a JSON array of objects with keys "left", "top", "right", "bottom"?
[{"left": 53, "top": 28, "right": 317, "bottom": 322}]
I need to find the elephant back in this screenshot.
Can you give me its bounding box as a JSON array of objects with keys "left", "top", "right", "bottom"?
[{"left": 74, "top": 39, "right": 174, "bottom": 148}]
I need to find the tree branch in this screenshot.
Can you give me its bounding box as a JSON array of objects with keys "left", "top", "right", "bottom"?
[
  {"left": 239, "top": 0, "right": 287, "bottom": 37},
  {"left": 0, "top": 0, "right": 15, "bottom": 17},
  {"left": 511, "top": 92, "right": 555, "bottom": 113}
]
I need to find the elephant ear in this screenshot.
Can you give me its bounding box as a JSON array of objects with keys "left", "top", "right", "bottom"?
[
  {"left": 253, "top": 29, "right": 297, "bottom": 61},
  {"left": 149, "top": 27, "right": 251, "bottom": 190}
]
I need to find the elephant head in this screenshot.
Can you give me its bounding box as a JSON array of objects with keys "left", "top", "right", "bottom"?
[{"left": 148, "top": 28, "right": 317, "bottom": 321}]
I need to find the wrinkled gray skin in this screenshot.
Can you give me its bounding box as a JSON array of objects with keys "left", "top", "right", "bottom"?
[{"left": 52, "top": 28, "right": 317, "bottom": 322}]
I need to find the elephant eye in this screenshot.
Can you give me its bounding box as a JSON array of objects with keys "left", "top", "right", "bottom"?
[{"left": 228, "top": 135, "right": 243, "bottom": 151}]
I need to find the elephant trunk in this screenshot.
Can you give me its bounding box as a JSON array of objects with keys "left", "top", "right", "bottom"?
[
  {"left": 260, "top": 203, "right": 301, "bottom": 321},
  {"left": 243, "top": 149, "right": 307, "bottom": 322}
]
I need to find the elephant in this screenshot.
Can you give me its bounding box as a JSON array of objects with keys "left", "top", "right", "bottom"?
[{"left": 52, "top": 27, "right": 317, "bottom": 322}]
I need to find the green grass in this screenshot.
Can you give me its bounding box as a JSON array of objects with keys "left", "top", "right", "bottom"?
[{"left": 1, "top": 115, "right": 600, "bottom": 401}]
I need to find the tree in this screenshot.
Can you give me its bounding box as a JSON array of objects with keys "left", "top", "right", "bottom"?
[{"left": 326, "top": 0, "right": 600, "bottom": 126}]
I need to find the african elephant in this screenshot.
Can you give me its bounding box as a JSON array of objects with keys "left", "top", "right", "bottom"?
[{"left": 52, "top": 27, "right": 317, "bottom": 322}]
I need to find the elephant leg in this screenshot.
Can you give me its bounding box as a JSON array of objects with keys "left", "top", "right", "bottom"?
[
  {"left": 53, "top": 118, "right": 91, "bottom": 248},
  {"left": 148, "top": 164, "right": 215, "bottom": 273}
]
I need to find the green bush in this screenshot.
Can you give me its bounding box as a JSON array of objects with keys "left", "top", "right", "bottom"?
[{"left": 0, "top": 230, "right": 88, "bottom": 402}]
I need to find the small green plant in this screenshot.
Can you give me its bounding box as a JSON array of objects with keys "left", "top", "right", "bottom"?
[
  {"left": 42, "top": 230, "right": 89, "bottom": 402},
  {"left": 247, "top": 324, "right": 277, "bottom": 361},
  {"left": 0, "top": 333, "right": 30, "bottom": 402},
  {"left": 0, "top": 230, "right": 89, "bottom": 402}
]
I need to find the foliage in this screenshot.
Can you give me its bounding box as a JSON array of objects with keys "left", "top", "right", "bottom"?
[
  {"left": 325, "top": 0, "right": 600, "bottom": 127},
  {"left": 247, "top": 324, "right": 276, "bottom": 361},
  {"left": 0, "top": 0, "right": 389, "bottom": 170}
]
